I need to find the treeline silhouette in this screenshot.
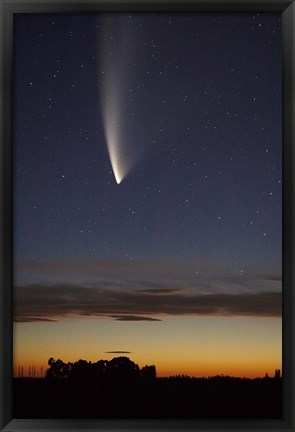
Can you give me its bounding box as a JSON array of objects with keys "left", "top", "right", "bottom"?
[
  {"left": 45, "top": 356, "right": 156, "bottom": 382},
  {"left": 14, "top": 356, "right": 282, "bottom": 419}
]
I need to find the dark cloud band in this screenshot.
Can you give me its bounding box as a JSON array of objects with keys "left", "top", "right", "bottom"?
[{"left": 14, "top": 283, "right": 282, "bottom": 323}]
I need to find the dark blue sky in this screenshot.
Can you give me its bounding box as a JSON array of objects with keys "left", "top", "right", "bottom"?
[{"left": 13, "top": 13, "right": 282, "bottom": 274}]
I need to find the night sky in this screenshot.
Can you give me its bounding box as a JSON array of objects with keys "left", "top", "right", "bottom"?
[{"left": 13, "top": 13, "right": 282, "bottom": 377}]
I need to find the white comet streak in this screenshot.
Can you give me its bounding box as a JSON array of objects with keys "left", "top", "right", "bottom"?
[
  {"left": 101, "top": 72, "right": 132, "bottom": 185},
  {"left": 99, "top": 16, "right": 141, "bottom": 185}
]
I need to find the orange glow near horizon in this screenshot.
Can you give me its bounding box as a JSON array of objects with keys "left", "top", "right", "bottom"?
[{"left": 13, "top": 315, "right": 282, "bottom": 379}]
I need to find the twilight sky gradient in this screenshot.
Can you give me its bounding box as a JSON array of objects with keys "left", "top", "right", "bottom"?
[{"left": 13, "top": 12, "right": 282, "bottom": 378}]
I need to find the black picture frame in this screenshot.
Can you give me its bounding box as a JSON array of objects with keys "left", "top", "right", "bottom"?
[{"left": 1, "top": 0, "right": 294, "bottom": 431}]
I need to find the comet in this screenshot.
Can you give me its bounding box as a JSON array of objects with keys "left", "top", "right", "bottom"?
[
  {"left": 100, "top": 67, "right": 134, "bottom": 185},
  {"left": 99, "top": 15, "right": 143, "bottom": 185}
]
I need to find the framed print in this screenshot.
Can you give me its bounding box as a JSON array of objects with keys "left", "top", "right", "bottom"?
[{"left": 1, "top": 0, "right": 294, "bottom": 431}]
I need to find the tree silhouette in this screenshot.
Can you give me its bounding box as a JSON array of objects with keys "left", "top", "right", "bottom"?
[
  {"left": 140, "top": 365, "right": 156, "bottom": 379},
  {"left": 45, "top": 356, "right": 157, "bottom": 384},
  {"left": 46, "top": 358, "right": 70, "bottom": 380},
  {"left": 108, "top": 356, "right": 140, "bottom": 381},
  {"left": 68, "top": 359, "right": 94, "bottom": 383}
]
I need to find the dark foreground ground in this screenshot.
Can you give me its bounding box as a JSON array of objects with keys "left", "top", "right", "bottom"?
[{"left": 14, "top": 376, "right": 282, "bottom": 419}]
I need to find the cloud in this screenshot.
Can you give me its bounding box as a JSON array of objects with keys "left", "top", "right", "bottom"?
[
  {"left": 14, "top": 317, "right": 59, "bottom": 323},
  {"left": 111, "top": 315, "right": 162, "bottom": 322},
  {"left": 14, "top": 282, "right": 282, "bottom": 323},
  {"left": 14, "top": 259, "right": 282, "bottom": 301},
  {"left": 262, "top": 274, "right": 282, "bottom": 282},
  {"left": 105, "top": 351, "right": 132, "bottom": 354},
  {"left": 138, "top": 288, "right": 183, "bottom": 295}
]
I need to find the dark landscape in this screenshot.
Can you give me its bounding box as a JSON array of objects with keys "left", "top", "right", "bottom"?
[{"left": 14, "top": 357, "right": 282, "bottom": 419}]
